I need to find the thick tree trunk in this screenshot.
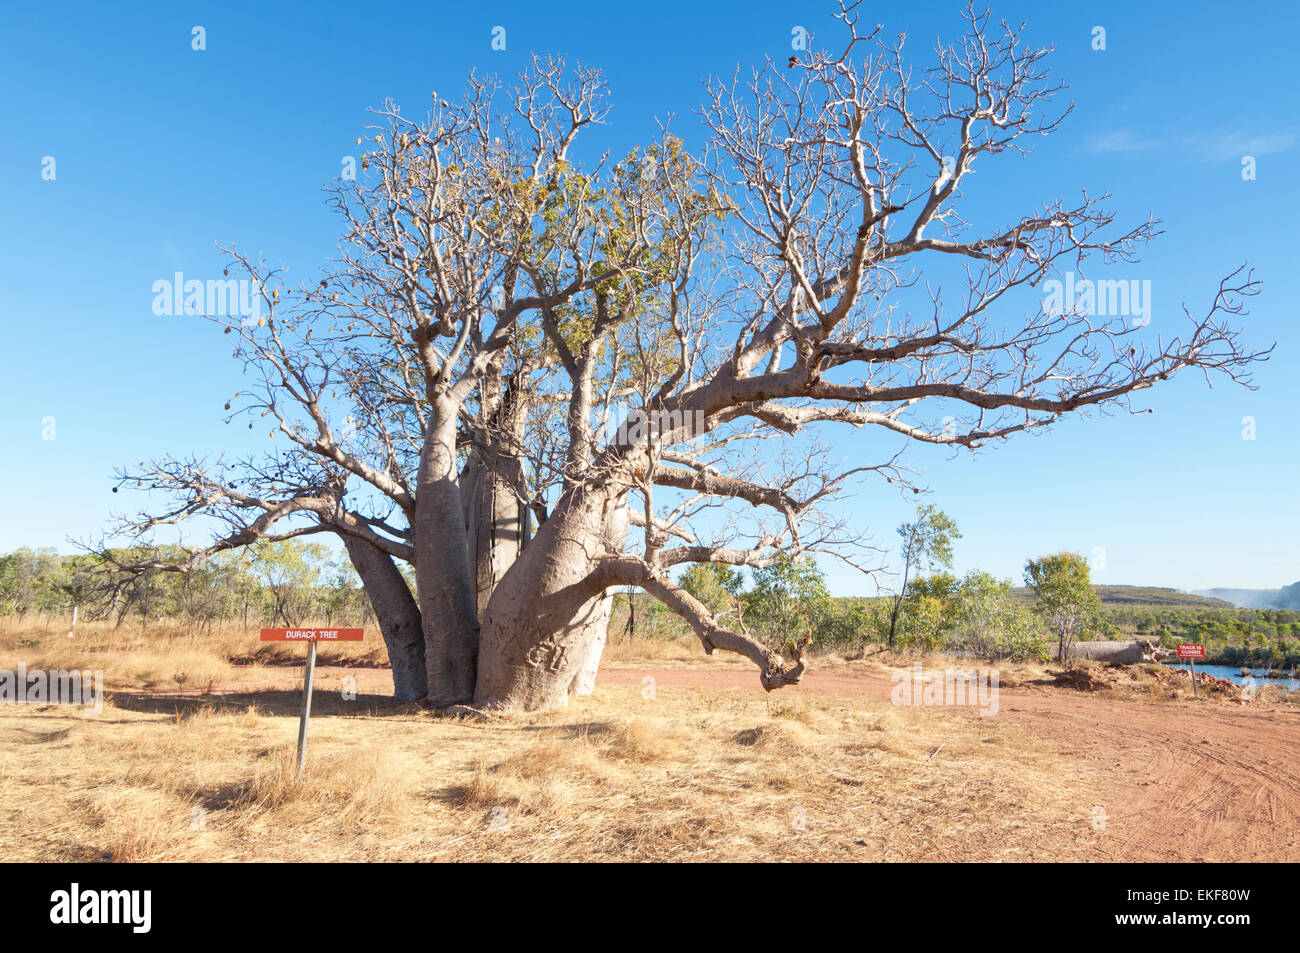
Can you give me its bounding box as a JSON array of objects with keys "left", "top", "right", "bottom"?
[
  {"left": 414, "top": 402, "right": 480, "bottom": 706},
  {"left": 461, "top": 445, "right": 530, "bottom": 619},
  {"left": 458, "top": 367, "right": 532, "bottom": 618},
  {"left": 565, "top": 497, "right": 627, "bottom": 697},
  {"left": 567, "top": 594, "right": 612, "bottom": 696},
  {"left": 473, "top": 490, "right": 626, "bottom": 711},
  {"left": 341, "top": 536, "right": 427, "bottom": 703}
]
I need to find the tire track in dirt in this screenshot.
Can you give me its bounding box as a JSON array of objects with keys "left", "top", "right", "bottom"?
[{"left": 1103, "top": 706, "right": 1300, "bottom": 861}]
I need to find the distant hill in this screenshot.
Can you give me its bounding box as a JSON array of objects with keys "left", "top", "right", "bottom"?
[
  {"left": 842, "top": 585, "right": 1236, "bottom": 608},
  {"left": 1009, "top": 585, "right": 1233, "bottom": 608},
  {"left": 1194, "top": 582, "right": 1300, "bottom": 610}
]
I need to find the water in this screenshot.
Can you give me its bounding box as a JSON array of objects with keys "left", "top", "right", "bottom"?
[{"left": 1163, "top": 662, "right": 1300, "bottom": 692}]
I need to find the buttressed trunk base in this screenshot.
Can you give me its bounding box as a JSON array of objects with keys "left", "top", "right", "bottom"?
[
  {"left": 342, "top": 536, "right": 427, "bottom": 703},
  {"left": 472, "top": 492, "right": 626, "bottom": 711}
]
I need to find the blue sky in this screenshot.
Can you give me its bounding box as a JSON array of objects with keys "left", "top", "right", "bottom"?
[{"left": 1, "top": 0, "right": 1296, "bottom": 595}]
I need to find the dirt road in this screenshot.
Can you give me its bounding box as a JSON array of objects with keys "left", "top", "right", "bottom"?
[{"left": 596, "top": 663, "right": 1300, "bottom": 862}]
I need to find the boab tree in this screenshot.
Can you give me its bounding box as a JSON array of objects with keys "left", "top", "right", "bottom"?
[{"left": 109, "top": 2, "right": 1267, "bottom": 713}]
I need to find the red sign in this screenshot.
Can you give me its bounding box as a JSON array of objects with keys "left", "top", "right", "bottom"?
[
  {"left": 1176, "top": 643, "right": 1205, "bottom": 659},
  {"left": 260, "top": 628, "right": 364, "bottom": 642}
]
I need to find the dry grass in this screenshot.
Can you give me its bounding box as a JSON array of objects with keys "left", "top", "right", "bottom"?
[
  {"left": 9, "top": 616, "right": 1231, "bottom": 861},
  {"left": 602, "top": 633, "right": 702, "bottom": 663},
  {"left": 0, "top": 676, "right": 1105, "bottom": 861},
  {"left": 0, "top": 616, "right": 388, "bottom": 694}
]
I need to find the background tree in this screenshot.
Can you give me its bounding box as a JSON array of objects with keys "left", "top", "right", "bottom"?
[
  {"left": 744, "top": 554, "right": 834, "bottom": 652},
  {"left": 678, "top": 562, "right": 745, "bottom": 623},
  {"left": 0, "top": 547, "right": 61, "bottom": 619},
  {"left": 950, "top": 570, "right": 1046, "bottom": 660},
  {"left": 1024, "top": 552, "right": 1101, "bottom": 666},
  {"left": 248, "top": 540, "right": 334, "bottom": 628},
  {"left": 888, "top": 507, "right": 961, "bottom": 648},
  {"left": 896, "top": 592, "right": 949, "bottom": 653}
]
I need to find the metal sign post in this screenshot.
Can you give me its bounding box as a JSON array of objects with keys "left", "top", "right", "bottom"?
[
  {"left": 296, "top": 640, "right": 318, "bottom": 779},
  {"left": 1176, "top": 643, "right": 1206, "bottom": 697},
  {"left": 260, "top": 628, "right": 365, "bottom": 779}
]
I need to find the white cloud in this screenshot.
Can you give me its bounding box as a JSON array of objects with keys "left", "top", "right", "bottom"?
[
  {"left": 1195, "top": 131, "right": 1296, "bottom": 161},
  {"left": 1084, "top": 130, "right": 1163, "bottom": 153},
  {"left": 1082, "top": 127, "right": 1295, "bottom": 161}
]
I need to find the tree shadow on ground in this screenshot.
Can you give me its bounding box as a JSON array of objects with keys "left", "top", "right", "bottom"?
[{"left": 107, "top": 689, "right": 424, "bottom": 719}]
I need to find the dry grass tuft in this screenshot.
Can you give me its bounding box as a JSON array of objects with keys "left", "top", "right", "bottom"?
[
  {"left": 88, "top": 787, "right": 195, "bottom": 862},
  {"left": 455, "top": 726, "right": 614, "bottom": 819},
  {"left": 605, "top": 716, "right": 689, "bottom": 763},
  {"left": 732, "top": 720, "right": 815, "bottom": 752},
  {"left": 233, "top": 745, "right": 411, "bottom": 824},
  {"left": 460, "top": 758, "right": 523, "bottom": 809}
]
